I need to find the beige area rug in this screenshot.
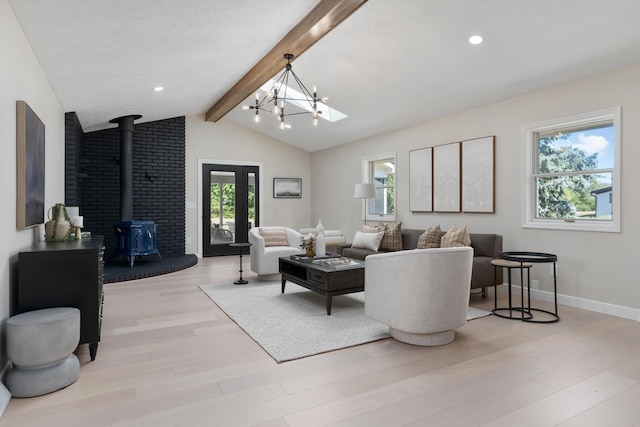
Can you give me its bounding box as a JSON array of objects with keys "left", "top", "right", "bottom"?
[{"left": 199, "top": 282, "right": 491, "bottom": 363}]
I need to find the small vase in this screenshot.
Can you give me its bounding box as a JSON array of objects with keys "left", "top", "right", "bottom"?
[
  {"left": 44, "top": 203, "right": 71, "bottom": 241},
  {"left": 306, "top": 249, "right": 315, "bottom": 258}
]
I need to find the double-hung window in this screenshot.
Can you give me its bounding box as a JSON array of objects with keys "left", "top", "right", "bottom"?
[
  {"left": 362, "top": 152, "right": 396, "bottom": 222},
  {"left": 522, "top": 107, "right": 620, "bottom": 232}
]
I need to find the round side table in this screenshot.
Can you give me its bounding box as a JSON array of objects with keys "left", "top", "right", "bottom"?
[
  {"left": 491, "top": 259, "right": 534, "bottom": 321},
  {"left": 229, "top": 243, "right": 251, "bottom": 285},
  {"left": 498, "top": 251, "right": 559, "bottom": 323}
]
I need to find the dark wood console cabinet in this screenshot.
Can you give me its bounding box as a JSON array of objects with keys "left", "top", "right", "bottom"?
[{"left": 17, "top": 236, "right": 105, "bottom": 361}]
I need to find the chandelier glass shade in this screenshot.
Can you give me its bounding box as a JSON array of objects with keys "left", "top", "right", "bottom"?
[{"left": 242, "top": 53, "right": 328, "bottom": 130}]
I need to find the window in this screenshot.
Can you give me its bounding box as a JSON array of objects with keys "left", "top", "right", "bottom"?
[
  {"left": 362, "top": 152, "right": 396, "bottom": 222},
  {"left": 522, "top": 107, "right": 620, "bottom": 232}
]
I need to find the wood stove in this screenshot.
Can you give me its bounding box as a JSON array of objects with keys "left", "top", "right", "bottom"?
[
  {"left": 113, "top": 220, "right": 161, "bottom": 267},
  {"left": 109, "top": 115, "right": 161, "bottom": 267}
]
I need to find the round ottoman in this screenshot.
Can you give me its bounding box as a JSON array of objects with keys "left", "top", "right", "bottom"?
[{"left": 6, "top": 307, "right": 80, "bottom": 397}]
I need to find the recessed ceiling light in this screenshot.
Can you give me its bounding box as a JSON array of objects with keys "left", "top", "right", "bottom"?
[
  {"left": 468, "top": 35, "right": 483, "bottom": 45},
  {"left": 153, "top": 86, "right": 164, "bottom": 92}
]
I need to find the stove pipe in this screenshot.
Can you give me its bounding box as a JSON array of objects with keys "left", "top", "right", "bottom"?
[{"left": 109, "top": 114, "right": 141, "bottom": 221}]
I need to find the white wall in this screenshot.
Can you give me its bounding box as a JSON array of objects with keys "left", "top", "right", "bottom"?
[
  {"left": 0, "top": 0, "right": 65, "bottom": 368},
  {"left": 311, "top": 64, "right": 640, "bottom": 318},
  {"left": 185, "top": 115, "right": 312, "bottom": 256}
]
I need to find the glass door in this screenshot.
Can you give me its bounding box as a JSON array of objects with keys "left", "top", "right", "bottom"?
[{"left": 202, "top": 164, "right": 259, "bottom": 256}]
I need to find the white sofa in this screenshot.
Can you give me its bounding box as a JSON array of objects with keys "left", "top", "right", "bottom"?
[
  {"left": 365, "top": 247, "right": 474, "bottom": 346},
  {"left": 249, "top": 226, "right": 303, "bottom": 280},
  {"left": 298, "top": 228, "right": 345, "bottom": 247}
]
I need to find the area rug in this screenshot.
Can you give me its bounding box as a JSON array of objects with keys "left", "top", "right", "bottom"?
[{"left": 199, "top": 282, "right": 491, "bottom": 362}]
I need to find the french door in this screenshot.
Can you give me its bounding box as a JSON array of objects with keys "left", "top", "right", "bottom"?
[{"left": 202, "top": 164, "right": 259, "bottom": 256}]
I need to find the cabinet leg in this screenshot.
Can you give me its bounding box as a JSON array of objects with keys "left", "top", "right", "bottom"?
[
  {"left": 326, "top": 295, "right": 332, "bottom": 315},
  {"left": 89, "top": 342, "right": 98, "bottom": 361}
]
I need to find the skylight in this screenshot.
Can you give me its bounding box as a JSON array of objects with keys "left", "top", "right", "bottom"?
[{"left": 258, "top": 79, "right": 348, "bottom": 123}]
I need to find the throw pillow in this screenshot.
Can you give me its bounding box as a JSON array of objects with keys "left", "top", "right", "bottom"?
[
  {"left": 351, "top": 231, "right": 384, "bottom": 251},
  {"left": 417, "top": 225, "right": 442, "bottom": 249},
  {"left": 362, "top": 224, "right": 384, "bottom": 233},
  {"left": 440, "top": 225, "right": 471, "bottom": 248},
  {"left": 258, "top": 227, "right": 288, "bottom": 247},
  {"left": 378, "top": 221, "right": 403, "bottom": 251}
]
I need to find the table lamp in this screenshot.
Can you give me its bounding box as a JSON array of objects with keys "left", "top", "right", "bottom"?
[{"left": 72, "top": 216, "right": 84, "bottom": 240}]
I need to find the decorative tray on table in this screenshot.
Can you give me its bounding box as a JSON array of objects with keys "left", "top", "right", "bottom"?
[
  {"left": 289, "top": 253, "right": 340, "bottom": 262},
  {"left": 311, "top": 257, "right": 361, "bottom": 269}
]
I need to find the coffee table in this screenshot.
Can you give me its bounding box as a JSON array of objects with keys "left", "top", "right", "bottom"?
[{"left": 279, "top": 256, "right": 365, "bottom": 315}]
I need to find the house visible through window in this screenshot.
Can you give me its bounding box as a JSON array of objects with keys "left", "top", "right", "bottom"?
[
  {"left": 522, "top": 107, "right": 620, "bottom": 232},
  {"left": 362, "top": 152, "right": 396, "bottom": 222}
]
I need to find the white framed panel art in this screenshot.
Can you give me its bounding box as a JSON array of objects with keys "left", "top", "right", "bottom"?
[
  {"left": 433, "top": 142, "right": 461, "bottom": 212},
  {"left": 462, "top": 136, "right": 495, "bottom": 213},
  {"left": 409, "top": 147, "right": 433, "bottom": 211}
]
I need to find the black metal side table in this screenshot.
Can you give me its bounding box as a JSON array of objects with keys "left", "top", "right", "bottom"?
[
  {"left": 229, "top": 243, "right": 251, "bottom": 285},
  {"left": 493, "top": 251, "right": 559, "bottom": 323},
  {"left": 491, "top": 258, "right": 534, "bottom": 321}
]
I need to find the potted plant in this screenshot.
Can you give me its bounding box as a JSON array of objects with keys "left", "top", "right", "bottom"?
[{"left": 44, "top": 203, "right": 72, "bottom": 242}]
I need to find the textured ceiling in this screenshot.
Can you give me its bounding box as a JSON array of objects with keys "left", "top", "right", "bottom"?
[{"left": 8, "top": 0, "right": 640, "bottom": 152}]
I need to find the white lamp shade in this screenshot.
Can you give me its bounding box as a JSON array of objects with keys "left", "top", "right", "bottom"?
[{"left": 354, "top": 183, "right": 376, "bottom": 199}]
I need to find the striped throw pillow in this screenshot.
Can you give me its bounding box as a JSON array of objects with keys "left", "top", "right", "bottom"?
[
  {"left": 440, "top": 225, "right": 471, "bottom": 248},
  {"left": 258, "top": 227, "right": 288, "bottom": 247}
]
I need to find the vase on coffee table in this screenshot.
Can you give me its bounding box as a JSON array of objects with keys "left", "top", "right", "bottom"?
[{"left": 315, "top": 218, "right": 326, "bottom": 256}]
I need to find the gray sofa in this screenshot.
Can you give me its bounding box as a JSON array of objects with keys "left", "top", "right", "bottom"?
[{"left": 337, "top": 228, "right": 503, "bottom": 292}]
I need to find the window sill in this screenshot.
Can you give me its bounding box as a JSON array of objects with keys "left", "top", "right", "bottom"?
[
  {"left": 366, "top": 214, "right": 396, "bottom": 223},
  {"left": 522, "top": 220, "right": 620, "bottom": 233}
]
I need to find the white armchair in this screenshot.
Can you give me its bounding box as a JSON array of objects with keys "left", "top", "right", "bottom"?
[
  {"left": 298, "top": 228, "right": 345, "bottom": 247},
  {"left": 249, "top": 226, "right": 303, "bottom": 280},
  {"left": 365, "top": 247, "right": 473, "bottom": 346}
]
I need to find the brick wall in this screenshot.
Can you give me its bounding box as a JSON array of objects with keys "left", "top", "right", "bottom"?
[
  {"left": 64, "top": 112, "right": 84, "bottom": 206},
  {"left": 65, "top": 116, "right": 186, "bottom": 260}
]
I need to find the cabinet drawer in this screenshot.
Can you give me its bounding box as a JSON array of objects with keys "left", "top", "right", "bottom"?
[{"left": 308, "top": 270, "right": 326, "bottom": 285}]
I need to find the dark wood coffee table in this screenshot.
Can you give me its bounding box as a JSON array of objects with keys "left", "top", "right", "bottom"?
[{"left": 279, "top": 256, "right": 365, "bottom": 315}]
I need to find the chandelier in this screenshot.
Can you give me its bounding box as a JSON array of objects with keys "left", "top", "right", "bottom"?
[{"left": 242, "top": 53, "right": 328, "bottom": 130}]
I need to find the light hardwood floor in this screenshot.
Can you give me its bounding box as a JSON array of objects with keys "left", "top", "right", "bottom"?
[{"left": 3, "top": 256, "right": 640, "bottom": 426}]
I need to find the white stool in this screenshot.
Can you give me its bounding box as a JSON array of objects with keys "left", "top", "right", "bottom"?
[{"left": 6, "top": 307, "right": 80, "bottom": 397}]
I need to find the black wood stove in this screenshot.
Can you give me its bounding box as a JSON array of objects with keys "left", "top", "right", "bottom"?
[
  {"left": 109, "top": 115, "right": 161, "bottom": 267},
  {"left": 113, "top": 220, "right": 161, "bottom": 267}
]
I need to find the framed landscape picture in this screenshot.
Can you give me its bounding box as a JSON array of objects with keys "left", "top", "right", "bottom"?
[
  {"left": 273, "top": 178, "right": 302, "bottom": 198},
  {"left": 16, "top": 100, "right": 45, "bottom": 229},
  {"left": 409, "top": 147, "right": 433, "bottom": 211},
  {"left": 433, "top": 142, "right": 461, "bottom": 212},
  {"left": 462, "top": 136, "right": 495, "bottom": 213}
]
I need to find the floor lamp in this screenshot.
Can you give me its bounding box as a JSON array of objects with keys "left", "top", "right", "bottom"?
[{"left": 354, "top": 183, "right": 376, "bottom": 226}]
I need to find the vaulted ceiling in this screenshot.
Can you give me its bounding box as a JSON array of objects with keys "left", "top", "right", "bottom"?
[{"left": 9, "top": 0, "right": 640, "bottom": 152}]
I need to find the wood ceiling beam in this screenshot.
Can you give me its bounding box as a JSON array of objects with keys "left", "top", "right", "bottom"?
[{"left": 205, "top": 0, "right": 367, "bottom": 123}]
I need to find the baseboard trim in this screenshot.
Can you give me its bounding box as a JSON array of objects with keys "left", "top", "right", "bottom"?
[
  {"left": 0, "top": 362, "right": 11, "bottom": 419},
  {"left": 504, "top": 284, "right": 640, "bottom": 321}
]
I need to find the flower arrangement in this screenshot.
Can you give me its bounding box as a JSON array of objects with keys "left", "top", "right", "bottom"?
[{"left": 300, "top": 233, "right": 316, "bottom": 251}]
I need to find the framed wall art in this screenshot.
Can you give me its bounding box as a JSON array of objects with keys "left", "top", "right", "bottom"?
[
  {"left": 409, "top": 147, "right": 433, "bottom": 211},
  {"left": 16, "top": 100, "right": 45, "bottom": 229},
  {"left": 462, "top": 136, "right": 495, "bottom": 213},
  {"left": 433, "top": 142, "right": 461, "bottom": 212},
  {"left": 273, "top": 177, "right": 301, "bottom": 198}
]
